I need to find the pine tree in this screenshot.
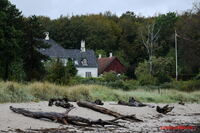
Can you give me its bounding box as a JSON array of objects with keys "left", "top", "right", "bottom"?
[
  {"left": 0, "top": 0, "right": 23, "bottom": 80},
  {"left": 21, "top": 16, "right": 49, "bottom": 81}
]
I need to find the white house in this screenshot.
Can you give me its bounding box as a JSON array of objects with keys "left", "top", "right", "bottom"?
[{"left": 39, "top": 34, "right": 98, "bottom": 78}]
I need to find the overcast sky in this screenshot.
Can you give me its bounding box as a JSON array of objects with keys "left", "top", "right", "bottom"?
[{"left": 10, "top": 0, "right": 199, "bottom": 19}]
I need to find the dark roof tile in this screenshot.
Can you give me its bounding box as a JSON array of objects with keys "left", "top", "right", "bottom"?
[{"left": 39, "top": 39, "right": 98, "bottom": 68}]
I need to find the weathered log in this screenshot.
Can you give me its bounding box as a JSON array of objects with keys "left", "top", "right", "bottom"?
[
  {"left": 49, "top": 98, "right": 69, "bottom": 106},
  {"left": 77, "top": 101, "right": 142, "bottom": 122},
  {"left": 178, "top": 101, "right": 185, "bottom": 105},
  {"left": 156, "top": 105, "right": 174, "bottom": 114},
  {"left": 118, "top": 100, "right": 145, "bottom": 107},
  {"left": 92, "top": 99, "right": 104, "bottom": 105},
  {"left": 10, "top": 106, "right": 68, "bottom": 124},
  {"left": 9, "top": 106, "right": 125, "bottom": 127},
  {"left": 118, "top": 97, "right": 155, "bottom": 108},
  {"left": 48, "top": 98, "right": 73, "bottom": 109},
  {"left": 128, "top": 97, "right": 146, "bottom": 106}
]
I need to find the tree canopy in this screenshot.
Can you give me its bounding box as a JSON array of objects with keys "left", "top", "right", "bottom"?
[{"left": 0, "top": 0, "right": 200, "bottom": 81}]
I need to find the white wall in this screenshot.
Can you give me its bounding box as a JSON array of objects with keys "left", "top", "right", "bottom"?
[{"left": 76, "top": 67, "right": 98, "bottom": 78}]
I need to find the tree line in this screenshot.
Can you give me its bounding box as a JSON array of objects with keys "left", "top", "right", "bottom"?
[{"left": 0, "top": 0, "right": 199, "bottom": 82}]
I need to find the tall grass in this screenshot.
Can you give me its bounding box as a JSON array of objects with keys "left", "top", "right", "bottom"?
[
  {"left": 0, "top": 81, "right": 200, "bottom": 103},
  {"left": 0, "top": 82, "right": 34, "bottom": 103}
]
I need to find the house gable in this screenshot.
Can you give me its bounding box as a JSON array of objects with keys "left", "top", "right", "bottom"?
[
  {"left": 98, "top": 57, "right": 126, "bottom": 74},
  {"left": 104, "top": 58, "right": 126, "bottom": 74}
]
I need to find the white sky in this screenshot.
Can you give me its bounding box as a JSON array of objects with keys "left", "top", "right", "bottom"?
[{"left": 10, "top": 0, "right": 200, "bottom": 19}]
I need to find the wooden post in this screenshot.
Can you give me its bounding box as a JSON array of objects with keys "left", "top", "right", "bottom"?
[{"left": 175, "top": 30, "right": 178, "bottom": 80}]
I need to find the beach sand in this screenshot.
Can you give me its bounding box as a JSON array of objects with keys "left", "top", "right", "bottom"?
[{"left": 0, "top": 102, "right": 200, "bottom": 132}]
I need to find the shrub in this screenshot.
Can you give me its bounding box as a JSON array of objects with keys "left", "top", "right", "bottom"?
[
  {"left": 28, "top": 82, "right": 68, "bottom": 100},
  {"left": 67, "top": 85, "right": 91, "bottom": 101},
  {"left": 137, "top": 74, "right": 158, "bottom": 85},
  {"left": 102, "top": 71, "right": 118, "bottom": 82},
  {"left": 123, "top": 80, "right": 139, "bottom": 90},
  {"left": 9, "top": 60, "right": 26, "bottom": 81},
  {"left": 107, "top": 80, "right": 126, "bottom": 89},
  {"left": 45, "top": 59, "right": 77, "bottom": 85},
  {"left": 45, "top": 61, "right": 70, "bottom": 84},
  {"left": 135, "top": 57, "right": 174, "bottom": 85},
  {"left": 0, "top": 82, "right": 34, "bottom": 103},
  {"left": 66, "top": 58, "right": 77, "bottom": 77},
  {"left": 172, "top": 80, "right": 200, "bottom": 91}
]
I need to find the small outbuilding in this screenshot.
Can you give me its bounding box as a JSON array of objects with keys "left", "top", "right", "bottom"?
[{"left": 98, "top": 53, "right": 126, "bottom": 75}]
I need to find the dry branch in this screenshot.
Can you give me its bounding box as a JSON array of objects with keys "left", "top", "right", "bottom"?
[{"left": 77, "top": 101, "right": 143, "bottom": 122}]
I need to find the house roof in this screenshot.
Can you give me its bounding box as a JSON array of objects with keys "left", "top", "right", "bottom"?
[
  {"left": 39, "top": 39, "right": 98, "bottom": 68},
  {"left": 98, "top": 57, "right": 116, "bottom": 74}
]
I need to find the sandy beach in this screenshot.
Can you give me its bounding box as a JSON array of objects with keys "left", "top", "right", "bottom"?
[{"left": 0, "top": 101, "right": 200, "bottom": 133}]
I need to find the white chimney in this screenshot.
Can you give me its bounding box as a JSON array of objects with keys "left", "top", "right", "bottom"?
[
  {"left": 44, "top": 32, "right": 49, "bottom": 40},
  {"left": 98, "top": 54, "right": 102, "bottom": 59},
  {"left": 109, "top": 52, "right": 113, "bottom": 58},
  {"left": 80, "top": 40, "right": 86, "bottom": 52}
]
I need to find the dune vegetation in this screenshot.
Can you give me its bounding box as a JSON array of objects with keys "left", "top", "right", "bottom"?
[{"left": 0, "top": 81, "right": 200, "bottom": 103}]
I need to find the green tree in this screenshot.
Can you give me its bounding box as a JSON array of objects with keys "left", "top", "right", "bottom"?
[
  {"left": 135, "top": 57, "right": 174, "bottom": 84},
  {"left": 118, "top": 12, "right": 146, "bottom": 66},
  {"left": 95, "top": 49, "right": 106, "bottom": 58},
  {"left": 155, "top": 12, "right": 179, "bottom": 56},
  {"left": 0, "top": 0, "right": 23, "bottom": 80},
  {"left": 66, "top": 58, "right": 77, "bottom": 77},
  {"left": 46, "top": 60, "right": 70, "bottom": 84},
  {"left": 45, "top": 59, "right": 77, "bottom": 84},
  {"left": 21, "top": 16, "right": 48, "bottom": 81},
  {"left": 176, "top": 3, "right": 200, "bottom": 76}
]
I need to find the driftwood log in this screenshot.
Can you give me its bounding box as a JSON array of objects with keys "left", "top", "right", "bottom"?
[
  {"left": 77, "top": 101, "right": 142, "bottom": 122},
  {"left": 9, "top": 106, "right": 126, "bottom": 127},
  {"left": 156, "top": 105, "right": 174, "bottom": 114},
  {"left": 178, "top": 101, "right": 185, "bottom": 105},
  {"left": 48, "top": 98, "right": 73, "bottom": 109},
  {"left": 118, "top": 97, "right": 155, "bottom": 108},
  {"left": 92, "top": 99, "right": 104, "bottom": 105}
]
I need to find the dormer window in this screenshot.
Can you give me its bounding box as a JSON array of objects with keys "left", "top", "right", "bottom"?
[{"left": 81, "top": 58, "right": 88, "bottom": 66}]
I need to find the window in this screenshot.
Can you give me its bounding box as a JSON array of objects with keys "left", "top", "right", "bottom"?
[
  {"left": 86, "top": 72, "right": 92, "bottom": 77},
  {"left": 74, "top": 60, "right": 79, "bottom": 66},
  {"left": 81, "top": 58, "right": 88, "bottom": 66},
  {"left": 60, "top": 58, "right": 67, "bottom": 66},
  {"left": 63, "top": 59, "right": 67, "bottom": 66}
]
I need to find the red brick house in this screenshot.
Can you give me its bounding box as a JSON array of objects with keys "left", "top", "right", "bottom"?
[{"left": 98, "top": 53, "right": 126, "bottom": 75}]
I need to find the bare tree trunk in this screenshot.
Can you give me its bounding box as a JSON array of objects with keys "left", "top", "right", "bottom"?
[
  {"left": 141, "top": 23, "right": 160, "bottom": 75},
  {"left": 149, "top": 55, "right": 152, "bottom": 74},
  {"left": 4, "top": 62, "right": 9, "bottom": 81}
]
